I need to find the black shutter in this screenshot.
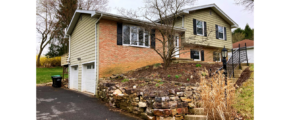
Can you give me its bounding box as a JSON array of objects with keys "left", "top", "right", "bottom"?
[
  {"left": 204, "top": 22, "right": 207, "bottom": 37},
  {"left": 215, "top": 25, "right": 218, "bottom": 39},
  {"left": 224, "top": 27, "right": 227, "bottom": 40},
  {"left": 193, "top": 19, "right": 197, "bottom": 35},
  {"left": 190, "top": 49, "right": 193, "bottom": 59},
  {"left": 151, "top": 29, "right": 156, "bottom": 49},
  {"left": 213, "top": 52, "right": 216, "bottom": 61},
  {"left": 117, "top": 23, "right": 123, "bottom": 45},
  {"left": 201, "top": 50, "right": 204, "bottom": 61}
]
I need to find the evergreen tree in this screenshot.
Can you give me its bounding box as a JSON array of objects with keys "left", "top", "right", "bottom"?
[
  {"left": 46, "top": 0, "right": 78, "bottom": 57},
  {"left": 244, "top": 24, "right": 253, "bottom": 40}
]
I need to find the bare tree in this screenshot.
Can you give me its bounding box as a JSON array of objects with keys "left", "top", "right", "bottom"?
[
  {"left": 36, "top": 0, "right": 57, "bottom": 67},
  {"left": 78, "top": 0, "right": 109, "bottom": 11},
  {"left": 235, "top": 0, "right": 254, "bottom": 11},
  {"left": 117, "top": 0, "right": 198, "bottom": 69}
]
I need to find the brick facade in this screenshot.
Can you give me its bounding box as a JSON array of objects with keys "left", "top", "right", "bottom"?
[
  {"left": 98, "top": 19, "right": 163, "bottom": 78},
  {"left": 98, "top": 19, "right": 222, "bottom": 78}
]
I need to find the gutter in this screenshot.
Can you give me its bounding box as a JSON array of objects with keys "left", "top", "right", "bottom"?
[{"left": 95, "top": 13, "right": 102, "bottom": 95}]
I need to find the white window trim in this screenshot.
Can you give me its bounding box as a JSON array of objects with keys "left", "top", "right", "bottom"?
[
  {"left": 193, "top": 50, "right": 201, "bottom": 61},
  {"left": 217, "top": 25, "right": 225, "bottom": 40},
  {"left": 196, "top": 20, "right": 204, "bottom": 36},
  {"left": 122, "top": 24, "right": 150, "bottom": 48}
]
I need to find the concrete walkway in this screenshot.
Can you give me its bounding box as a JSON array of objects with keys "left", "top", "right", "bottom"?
[{"left": 37, "top": 86, "right": 137, "bottom": 120}]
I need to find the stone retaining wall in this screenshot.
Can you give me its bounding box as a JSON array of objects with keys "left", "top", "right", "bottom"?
[{"left": 97, "top": 79, "right": 206, "bottom": 120}]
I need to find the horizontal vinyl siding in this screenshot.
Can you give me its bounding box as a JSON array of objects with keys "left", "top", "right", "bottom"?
[
  {"left": 70, "top": 14, "right": 97, "bottom": 91},
  {"left": 184, "top": 8, "right": 233, "bottom": 49},
  {"left": 174, "top": 17, "right": 183, "bottom": 27}
]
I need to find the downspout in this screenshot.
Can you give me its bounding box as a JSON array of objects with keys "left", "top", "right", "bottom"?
[{"left": 95, "top": 13, "right": 102, "bottom": 95}]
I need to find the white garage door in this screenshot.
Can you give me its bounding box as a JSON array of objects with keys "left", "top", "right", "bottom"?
[
  {"left": 82, "top": 63, "right": 95, "bottom": 94},
  {"left": 70, "top": 66, "right": 78, "bottom": 90}
]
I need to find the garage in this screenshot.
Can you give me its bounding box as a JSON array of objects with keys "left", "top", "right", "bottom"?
[
  {"left": 70, "top": 65, "right": 79, "bottom": 90},
  {"left": 82, "top": 63, "right": 96, "bottom": 94}
]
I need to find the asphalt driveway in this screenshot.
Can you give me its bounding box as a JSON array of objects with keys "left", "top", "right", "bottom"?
[{"left": 37, "top": 86, "right": 137, "bottom": 120}]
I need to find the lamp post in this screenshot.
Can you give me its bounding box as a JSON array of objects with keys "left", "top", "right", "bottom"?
[{"left": 221, "top": 46, "right": 228, "bottom": 106}]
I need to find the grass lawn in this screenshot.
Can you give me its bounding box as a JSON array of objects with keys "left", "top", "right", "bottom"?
[
  {"left": 233, "top": 64, "right": 254, "bottom": 120},
  {"left": 37, "top": 67, "right": 68, "bottom": 84}
]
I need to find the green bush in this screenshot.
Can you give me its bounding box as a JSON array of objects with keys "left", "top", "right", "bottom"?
[
  {"left": 175, "top": 75, "right": 182, "bottom": 79},
  {"left": 167, "top": 75, "right": 171, "bottom": 77},
  {"left": 121, "top": 79, "right": 129, "bottom": 82},
  {"left": 196, "top": 64, "right": 202, "bottom": 67}
]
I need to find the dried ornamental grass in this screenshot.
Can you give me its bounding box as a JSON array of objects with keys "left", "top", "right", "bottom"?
[{"left": 196, "top": 70, "right": 237, "bottom": 120}]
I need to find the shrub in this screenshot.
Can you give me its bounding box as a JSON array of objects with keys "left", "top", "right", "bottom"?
[
  {"left": 175, "top": 75, "right": 181, "bottom": 79},
  {"left": 36, "top": 55, "right": 61, "bottom": 67},
  {"left": 121, "top": 79, "right": 129, "bottom": 82},
  {"left": 154, "top": 63, "right": 161, "bottom": 67},
  {"left": 196, "top": 64, "right": 202, "bottom": 67},
  {"left": 167, "top": 75, "right": 171, "bottom": 77}
]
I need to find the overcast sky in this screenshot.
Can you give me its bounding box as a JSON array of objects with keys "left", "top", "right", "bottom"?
[{"left": 38, "top": 0, "right": 254, "bottom": 55}]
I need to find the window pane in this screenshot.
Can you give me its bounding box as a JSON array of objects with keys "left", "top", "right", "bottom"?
[
  {"left": 196, "top": 20, "right": 203, "bottom": 28},
  {"left": 197, "top": 28, "right": 203, "bottom": 35},
  {"left": 131, "top": 26, "right": 137, "bottom": 45},
  {"left": 138, "top": 28, "right": 144, "bottom": 46},
  {"left": 218, "top": 26, "right": 223, "bottom": 33},
  {"left": 213, "top": 52, "right": 220, "bottom": 61},
  {"left": 145, "top": 31, "right": 149, "bottom": 46},
  {"left": 219, "top": 33, "right": 223, "bottom": 39},
  {"left": 193, "top": 51, "right": 199, "bottom": 59},
  {"left": 123, "top": 25, "right": 130, "bottom": 44}
]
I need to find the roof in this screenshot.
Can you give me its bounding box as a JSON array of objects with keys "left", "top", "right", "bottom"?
[
  {"left": 65, "top": 10, "right": 186, "bottom": 35},
  {"left": 233, "top": 39, "right": 254, "bottom": 48},
  {"left": 154, "top": 3, "right": 239, "bottom": 28}
]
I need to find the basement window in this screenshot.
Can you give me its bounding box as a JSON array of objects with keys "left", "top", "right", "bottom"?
[{"left": 213, "top": 52, "right": 221, "bottom": 62}]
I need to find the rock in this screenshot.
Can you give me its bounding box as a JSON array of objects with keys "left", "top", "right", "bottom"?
[
  {"left": 176, "top": 108, "right": 185, "bottom": 115},
  {"left": 147, "top": 115, "right": 156, "bottom": 120},
  {"left": 163, "top": 109, "right": 172, "bottom": 116},
  {"left": 138, "top": 102, "right": 147, "bottom": 107},
  {"left": 168, "top": 101, "right": 177, "bottom": 108},
  {"left": 184, "top": 91, "right": 193, "bottom": 97},
  {"left": 193, "top": 108, "right": 204, "bottom": 115},
  {"left": 161, "top": 102, "right": 170, "bottom": 109},
  {"left": 188, "top": 103, "right": 195, "bottom": 108},
  {"left": 177, "top": 92, "right": 184, "bottom": 97},
  {"left": 113, "top": 89, "right": 122, "bottom": 95},
  {"left": 168, "top": 89, "right": 175, "bottom": 95},
  {"left": 153, "top": 109, "right": 164, "bottom": 116}
]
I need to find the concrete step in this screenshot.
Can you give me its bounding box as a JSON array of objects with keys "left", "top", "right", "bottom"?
[
  {"left": 193, "top": 108, "right": 204, "bottom": 115},
  {"left": 185, "top": 115, "right": 207, "bottom": 120},
  {"left": 228, "top": 78, "right": 238, "bottom": 83}
]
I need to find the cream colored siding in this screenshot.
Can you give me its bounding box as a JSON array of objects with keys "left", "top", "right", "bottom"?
[
  {"left": 61, "top": 53, "right": 68, "bottom": 66},
  {"left": 184, "top": 8, "right": 233, "bottom": 49},
  {"left": 70, "top": 14, "right": 97, "bottom": 91},
  {"left": 174, "top": 17, "right": 183, "bottom": 27}
]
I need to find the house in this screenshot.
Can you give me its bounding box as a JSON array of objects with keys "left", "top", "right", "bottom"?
[
  {"left": 62, "top": 3, "right": 238, "bottom": 95},
  {"left": 228, "top": 39, "right": 254, "bottom": 63}
]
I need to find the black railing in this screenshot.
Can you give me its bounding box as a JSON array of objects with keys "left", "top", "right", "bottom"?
[
  {"left": 213, "top": 43, "right": 249, "bottom": 78},
  {"left": 226, "top": 43, "right": 249, "bottom": 78}
]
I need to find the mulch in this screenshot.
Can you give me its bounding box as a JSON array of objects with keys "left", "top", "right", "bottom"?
[
  {"left": 121, "top": 62, "right": 222, "bottom": 83},
  {"left": 234, "top": 67, "right": 253, "bottom": 88}
]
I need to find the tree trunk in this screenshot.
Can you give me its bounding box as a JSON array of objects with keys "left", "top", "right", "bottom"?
[
  {"left": 163, "top": 59, "right": 172, "bottom": 70},
  {"left": 36, "top": 48, "right": 43, "bottom": 67}
]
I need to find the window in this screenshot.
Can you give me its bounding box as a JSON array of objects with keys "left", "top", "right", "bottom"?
[
  {"left": 218, "top": 25, "right": 224, "bottom": 40},
  {"left": 213, "top": 52, "right": 221, "bottom": 62},
  {"left": 73, "top": 67, "right": 77, "bottom": 70},
  {"left": 123, "top": 25, "right": 150, "bottom": 47},
  {"left": 87, "top": 65, "right": 91, "bottom": 69},
  {"left": 196, "top": 20, "right": 204, "bottom": 35},
  {"left": 91, "top": 65, "right": 94, "bottom": 69},
  {"left": 192, "top": 50, "right": 200, "bottom": 61}
]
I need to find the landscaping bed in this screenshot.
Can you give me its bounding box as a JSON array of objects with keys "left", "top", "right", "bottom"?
[{"left": 112, "top": 62, "right": 222, "bottom": 83}]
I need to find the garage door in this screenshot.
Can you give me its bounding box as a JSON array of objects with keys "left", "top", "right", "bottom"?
[
  {"left": 70, "top": 66, "right": 78, "bottom": 90},
  {"left": 82, "top": 63, "right": 95, "bottom": 94}
]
